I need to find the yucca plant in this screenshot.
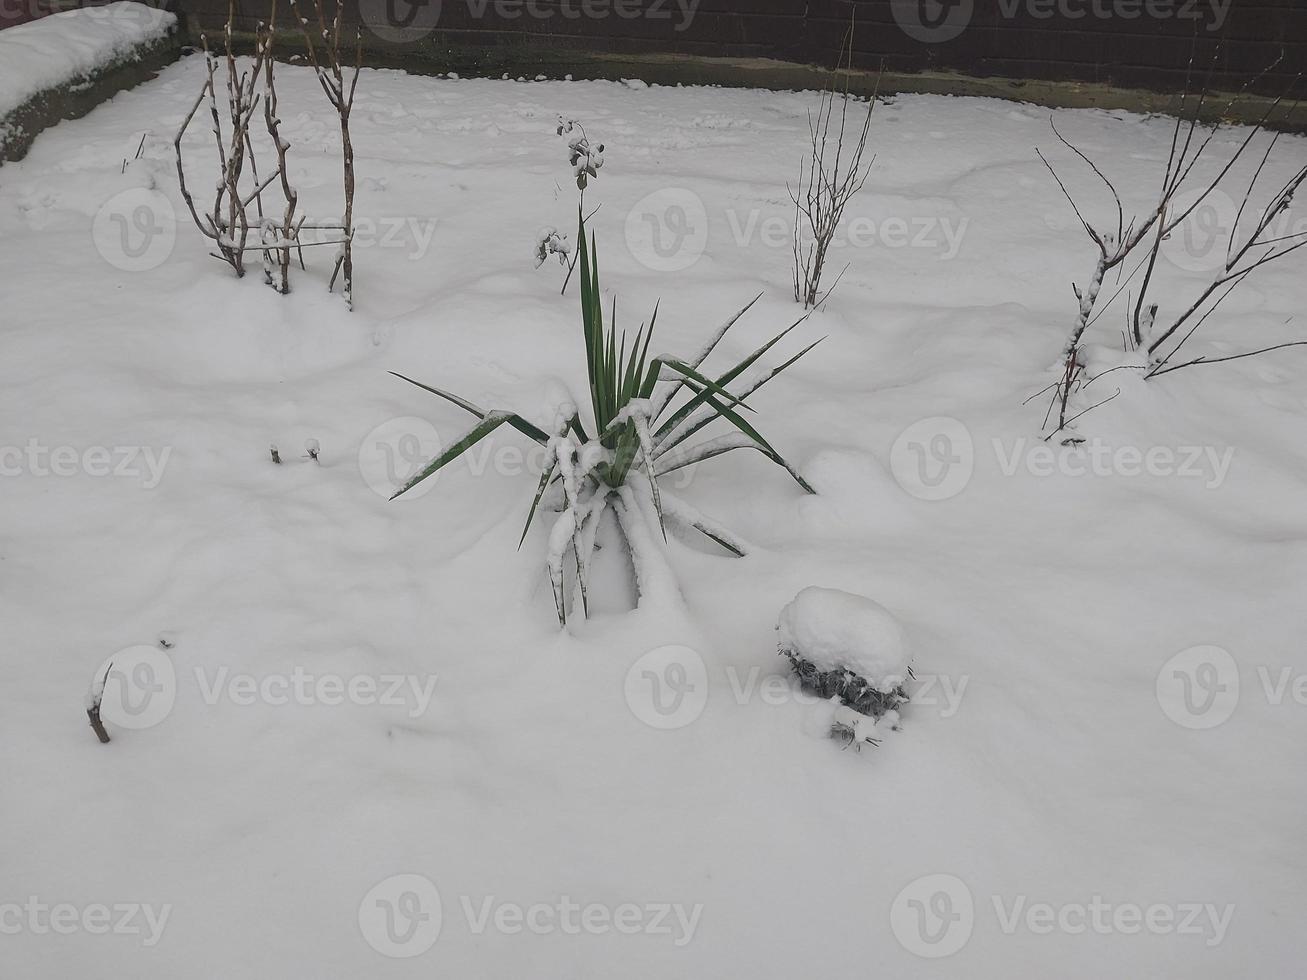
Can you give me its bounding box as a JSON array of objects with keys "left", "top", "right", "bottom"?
[{"left": 391, "top": 213, "right": 820, "bottom": 625}]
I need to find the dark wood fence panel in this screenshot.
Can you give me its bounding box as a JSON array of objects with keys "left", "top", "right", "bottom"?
[
  {"left": 811, "top": 0, "right": 1305, "bottom": 96},
  {"left": 21, "top": 0, "right": 1302, "bottom": 97}
]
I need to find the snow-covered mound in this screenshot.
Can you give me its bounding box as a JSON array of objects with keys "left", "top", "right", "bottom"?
[
  {"left": 777, "top": 586, "right": 911, "bottom": 691},
  {"left": 5, "top": 63, "right": 1307, "bottom": 979},
  {"left": 0, "top": 2, "right": 175, "bottom": 119}
]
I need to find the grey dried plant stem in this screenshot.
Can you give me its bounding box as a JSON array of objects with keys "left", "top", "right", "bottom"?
[
  {"left": 789, "top": 25, "right": 877, "bottom": 309},
  {"left": 1038, "top": 53, "right": 1307, "bottom": 438},
  {"left": 288, "top": 0, "right": 362, "bottom": 310},
  {"left": 261, "top": 17, "right": 299, "bottom": 294},
  {"left": 174, "top": 1, "right": 274, "bottom": 278}
]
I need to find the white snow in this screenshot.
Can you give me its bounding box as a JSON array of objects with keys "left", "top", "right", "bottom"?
[
  {"left": 2, "top": 56, "right": 1307, "bottom": 979},
  {"left": 777, "top": 585, "right": 911, "bottom": 688},
  {"left": 0, "top": 2, "right": 175, "bottom": 119}
]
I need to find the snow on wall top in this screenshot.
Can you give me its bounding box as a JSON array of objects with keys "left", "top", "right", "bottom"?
[
  {"left": 0, "top": 2, "right": 176, "bottom": 119},
  {"left": 777, "top": 586, "right": 911, "bottom": 689}
]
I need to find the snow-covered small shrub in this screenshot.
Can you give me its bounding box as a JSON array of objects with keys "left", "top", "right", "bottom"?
[
  {"left": 778, "top": 586, "right": 912, "bottom": 747},
  {"left": 393, "top": 216, "right": 819, "bottom": 626}
]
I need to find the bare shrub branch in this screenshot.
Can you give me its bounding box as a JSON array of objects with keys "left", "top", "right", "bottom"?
[
  {"left": 175, "top": 0, "right": 355, "bottom": 303},
  {"left": 788, "top": 23, "right": 877, "bottom": 310},
  {"left": 1036, "top": 51, "right": 1306, "bottom": 437},
  {"left": 175, "top": 2, "right": 274, "bottom": 279},
  {"left": 288, "top": 0, "right": 362, "bottom": 310}
]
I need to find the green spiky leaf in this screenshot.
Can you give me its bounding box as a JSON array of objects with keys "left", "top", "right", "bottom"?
[
  {"left": 389, "top": 372, "right": 550, "bottom": 445},
  {"left": 390, "top": 412, "right": 518, "bottom": 500}
]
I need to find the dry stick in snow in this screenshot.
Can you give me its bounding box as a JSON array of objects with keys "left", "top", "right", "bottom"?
[
  {"left": 218, "top": 5, "right": 266, "bottom": 273},
  {"left": 174, "top": 86, "right": 213, "bottom": 243},
  {"left": 260, "top": 12, "right": 299, "bottom": 294},
  {"left": 213, "top": 238, "right": 347, "bottom": 255},
  {"left": 84, "top": 659, "right": 116, "bottom": 744},
  {"left": 86, "top": 663, "right": 112, "bottom": 744},
  {"left": 87, "top": 708, "right": 111, "bottom": 744}
]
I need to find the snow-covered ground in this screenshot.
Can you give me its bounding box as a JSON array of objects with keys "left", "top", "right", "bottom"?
[{"left": 3, "top": 53, "right": 1306, "bottom": 977}]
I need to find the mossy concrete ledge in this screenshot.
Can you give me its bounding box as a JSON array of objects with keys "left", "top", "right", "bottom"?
[
  {"left": 201, "top": 27, "right": 1307, "bottom": 135},
  {"left": 0, "top": 24, "right": 182, "bottom": 165}
]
